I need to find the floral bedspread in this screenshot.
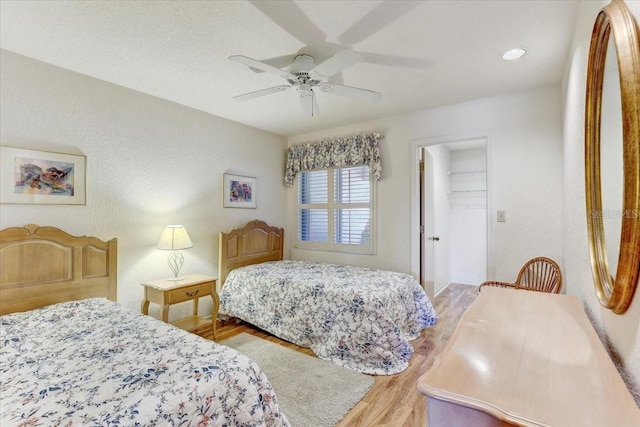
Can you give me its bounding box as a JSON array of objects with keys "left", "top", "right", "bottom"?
[
  {"left": 219, "top": 261, "right": 439, "bottom": 375},
  {"left": 0, "top": 298, "right": 289, "bottom": 427}
]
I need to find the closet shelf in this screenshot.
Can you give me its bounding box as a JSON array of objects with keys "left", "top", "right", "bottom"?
[
  {"left": 447, "top": 170, "right": 487, "bottom": 176},
  {"left": 448, "top": 190, "right": 486, "bottom": 194},
  {"left": 450, "top": 204, "right": 487, "bottom": 209},
  {"left": 448, "top": 167, "right": 487, "bottom": 208}
]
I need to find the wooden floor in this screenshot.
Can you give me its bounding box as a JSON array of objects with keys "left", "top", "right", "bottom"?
[{"left": 209, "top": 283, "right": 478, "bottom": 427}]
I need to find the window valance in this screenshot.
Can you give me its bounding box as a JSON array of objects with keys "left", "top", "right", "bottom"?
[{"left": 284, "top": 132, "right": 383, "bottom": 187}]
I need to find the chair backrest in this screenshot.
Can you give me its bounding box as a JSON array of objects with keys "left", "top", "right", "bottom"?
[{"left": 515, "top": 257, "right": 562, "bottom": 293}]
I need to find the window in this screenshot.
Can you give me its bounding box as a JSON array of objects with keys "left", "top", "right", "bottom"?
[{"left": 296, "top": 165, "right": 375, "bottom": 254}]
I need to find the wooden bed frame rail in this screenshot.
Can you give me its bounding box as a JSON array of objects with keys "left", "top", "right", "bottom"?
[{"left": 0, "top": 224, "right": 117, "bottom": 315}]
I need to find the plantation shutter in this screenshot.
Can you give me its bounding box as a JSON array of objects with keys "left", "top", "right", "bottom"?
[
  {"left": 296, "top": 165, "right": 374, "bottom": 253},
  {"left": 334, "top": 166, "right": 370, "bottom": 245},
  {"left": 297, "top": 170, "right": 328, "bottom": 242}
]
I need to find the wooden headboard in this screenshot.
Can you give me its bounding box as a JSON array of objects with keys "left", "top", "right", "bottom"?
[
  {"left": 218, "top": 220, "right": 284, "bottom": 287},
  {"left": 0, "top": 224, "right": 117, "bottom": 315}
]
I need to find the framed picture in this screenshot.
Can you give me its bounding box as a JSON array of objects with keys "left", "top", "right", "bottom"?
[
  {"left": 223, "top": 173, "right": 256, "bottom": 208},
  {"left": 0, "top": 145, "right": 86, "bottom": 205}
]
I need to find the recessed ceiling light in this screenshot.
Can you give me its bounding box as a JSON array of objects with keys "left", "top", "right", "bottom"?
[{"left": 500, "top": 48, "right": 527, "bottom": 61}]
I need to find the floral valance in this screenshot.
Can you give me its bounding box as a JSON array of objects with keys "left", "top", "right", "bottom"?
[{"left": 284, "top": 132, "right": 383, "bottom": 187}]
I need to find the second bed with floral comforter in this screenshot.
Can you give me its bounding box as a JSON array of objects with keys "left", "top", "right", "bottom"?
[
  {"left": 0, "top": 298, "right": 289, "bottom": 426},
  {"left": 219, "top": 261, "right": 439, "bottom": 375}
]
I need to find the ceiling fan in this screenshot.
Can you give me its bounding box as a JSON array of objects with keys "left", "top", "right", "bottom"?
[{"left": 229, "top": 49, "right": 382, "bottom": 117}]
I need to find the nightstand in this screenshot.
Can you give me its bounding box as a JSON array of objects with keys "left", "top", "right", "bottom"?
[{"left": 140, "top": 274, "right": 219, "bottom": 339}]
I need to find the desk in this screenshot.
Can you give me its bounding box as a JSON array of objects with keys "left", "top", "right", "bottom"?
[
  {"left": 141, "top": 274, "right": 219, "bottom": 339},
  {"left": 418, "top": 287, "right": 640, "bottom": 427}
]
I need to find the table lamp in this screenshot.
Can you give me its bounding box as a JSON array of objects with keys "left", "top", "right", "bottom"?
[{"left": 156, "top": 225, "right": 193, "bottom": 280}]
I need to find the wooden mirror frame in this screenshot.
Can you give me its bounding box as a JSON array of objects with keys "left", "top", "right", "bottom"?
[{"left": 585, "top": 0, "right": 640, "bottom": 314}]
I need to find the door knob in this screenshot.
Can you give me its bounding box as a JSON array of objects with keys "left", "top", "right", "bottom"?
[{"left": 429, "top": 236, "right": 440, "bottom": 241}]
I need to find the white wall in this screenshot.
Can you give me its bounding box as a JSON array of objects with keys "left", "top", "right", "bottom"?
[
  {"left": 561, "top": 0, "right": 640, "bottom": 396},
  {"left": 287, "top": 85, "right": 564, "bottom": 290},
  {"left": 450, "top": 208, "right": 487, "bottom": 285},
  {"left": 449, "top": 148, "right": 487, "bottom": 285},
  {"left": 410, "top": 85, "right": 565, "bottom": 282},
  {"left": 0, "top": 49, "right": 288, "bottom": 319},
  {"left": 450, "top": 148, "right": 486, "bottom": 175}
]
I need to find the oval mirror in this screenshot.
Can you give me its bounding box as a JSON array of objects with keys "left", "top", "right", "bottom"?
[
  {"left": 600, "top": 34, "right": 623, "bottom": 288},
  {"left": 585, "top": 0, "right": 640, "bottom": 314}
]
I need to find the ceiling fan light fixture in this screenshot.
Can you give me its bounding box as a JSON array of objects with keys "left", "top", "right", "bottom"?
[
  {"left": 299, "top": 83, "right": 312, "bottom": 94},
  {"left": 294, "top": 54, "right": 315, "bottom": 65},
  {"left": 500, "top": 47, "right": 527, "bottom": 61}
]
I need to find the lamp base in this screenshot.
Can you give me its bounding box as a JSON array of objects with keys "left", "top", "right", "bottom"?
[
  {"left": 166, "top": 251, "right": 185, "bottom": 281},
  {"left": 167, "top": 276, "right": 185, "bottom": 281}
]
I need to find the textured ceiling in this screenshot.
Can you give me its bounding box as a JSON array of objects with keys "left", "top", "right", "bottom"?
[{"left": 0, "top": 0, "right": 580, "bottom": 137}]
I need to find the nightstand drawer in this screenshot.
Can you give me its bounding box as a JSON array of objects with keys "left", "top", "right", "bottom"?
[{"left": 165, "top": 282, "right": 212, "bottom": 304}]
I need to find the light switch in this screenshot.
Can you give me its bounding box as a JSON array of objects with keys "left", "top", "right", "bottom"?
[{"left": 497, "top": 210, "right": 506, "bottom": 222}]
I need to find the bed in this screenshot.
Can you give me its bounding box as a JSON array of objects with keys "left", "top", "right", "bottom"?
[
  {"left": 218, "top": 220, "right": 439, "bottom": 375},
  {"left": 0, "top": 224, "right": 289, "bottom": 426}
]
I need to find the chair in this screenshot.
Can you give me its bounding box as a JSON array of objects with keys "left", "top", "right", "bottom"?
[{"left": 479, "top": 257, "right": 562, "bottom": 293}]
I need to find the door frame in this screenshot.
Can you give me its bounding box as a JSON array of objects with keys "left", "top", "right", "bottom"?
[{"left": 409, "top": 131, "right": 495, "bottom": 294}]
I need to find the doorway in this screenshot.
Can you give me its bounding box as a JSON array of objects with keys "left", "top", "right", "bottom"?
[{"left": 413, "top": 136, "right": 490, "bottom": 299}]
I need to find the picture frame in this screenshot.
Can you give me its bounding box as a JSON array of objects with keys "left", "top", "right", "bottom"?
[
  {"left": 223, "top": 173, "right": 256, "bottom": 209},
  {"left": 0, "top": 145, "right": 87, "bottom": 205}
]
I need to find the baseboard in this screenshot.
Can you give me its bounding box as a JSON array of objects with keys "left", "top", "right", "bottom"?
[
  {"left": 436, "top": 282, "right": 480, "bottom": 297},
  {"left": 435, "top": 282, "right": 452, "bottom": 297}
]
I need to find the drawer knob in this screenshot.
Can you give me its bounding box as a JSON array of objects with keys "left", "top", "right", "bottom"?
[{"left": 186, "top": 290, "right": 200, "bottom": 297}]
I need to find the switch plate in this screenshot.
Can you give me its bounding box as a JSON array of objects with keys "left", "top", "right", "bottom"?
[{"left": 497, "top": 210, "right": 506, "bottom": 222}]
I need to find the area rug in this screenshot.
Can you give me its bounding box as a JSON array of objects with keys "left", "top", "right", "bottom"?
[{"left": 221, "top": 333, "right": 374, "bottom": 427}]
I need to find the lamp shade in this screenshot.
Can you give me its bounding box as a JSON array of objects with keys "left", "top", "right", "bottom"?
[{"left": 156, "top": 225, "right": 193, "bottom": 251}]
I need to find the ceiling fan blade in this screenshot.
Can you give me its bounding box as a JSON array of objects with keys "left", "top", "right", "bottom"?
[
  {"left": 247, "top": 54, "right": 297, "bottom": 73},
  {"left": 338, "top": 1, "right": 421, "bottom": 45},
  {"left": 248, "top": 0, "right": 326, "bottom": 46},
  {"left": 299, "top": 87, "right": 319, "bottom": 117},
  {"left": 233, "top": 85, "right": 291, "bottom": 101},
  {"left": 308, "top": 49, "right": 363, "bottom": 80},
  {"left": 229, "top": 55, "right": 295, "bottom": 80},
  {"left": 318, "top": 82, "right": 382, "bottom": 102}
]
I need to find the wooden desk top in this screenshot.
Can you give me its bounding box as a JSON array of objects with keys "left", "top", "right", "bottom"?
[{"left": 418, "top": 287, "right": 640, "bottom": 427}]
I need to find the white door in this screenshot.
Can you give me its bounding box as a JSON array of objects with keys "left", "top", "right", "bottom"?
[{"left": 420, "top": 149, "right": 436, "bottom": 300}]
